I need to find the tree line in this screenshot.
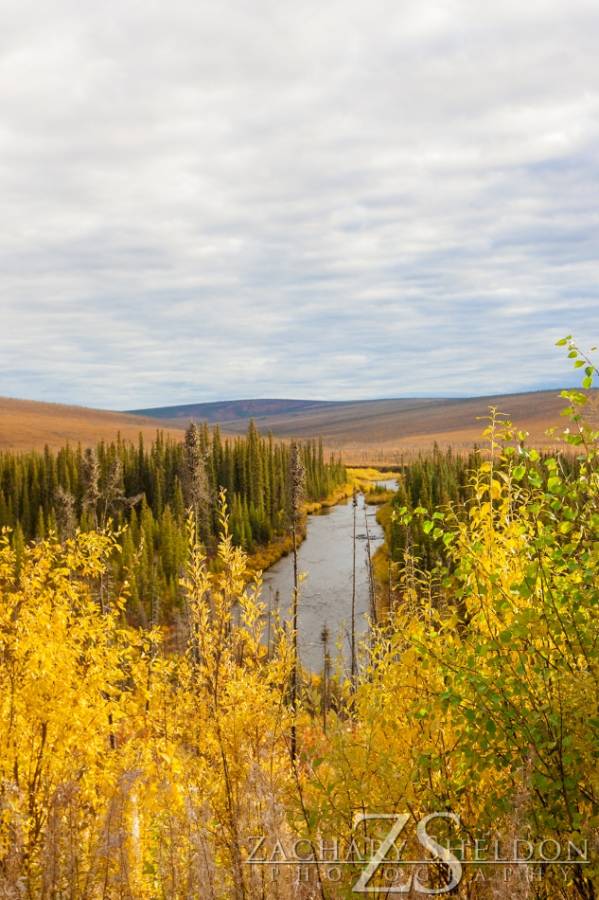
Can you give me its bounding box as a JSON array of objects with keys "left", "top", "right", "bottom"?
[
  {"left": 0, "top": 421, "right": 346, "bottom": 623},
  {"left": 385, "top": 439, "right": 579, "bottom": 579},
  {"left": 0, "top": 339, "right": 597, "bottom": 897}
]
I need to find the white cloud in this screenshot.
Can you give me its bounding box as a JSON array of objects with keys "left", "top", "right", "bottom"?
[{"left": 0, "top": 0, "right": 598, "bottom": 406}]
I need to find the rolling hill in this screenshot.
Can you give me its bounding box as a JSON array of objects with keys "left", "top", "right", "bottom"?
[
  {"left": 127, "top": 398, "right": 335, "bottom": 422},
  {"left": 1, "top": 390, "right": 592, "bottom": 460},
  {"left": 130, "top": 390, "right": 586, "bottom": 462},
  {"left": 0, "top": 397, "right": 182, "bottom": 451}
]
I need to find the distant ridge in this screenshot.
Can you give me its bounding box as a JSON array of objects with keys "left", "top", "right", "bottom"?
[
  {"left": 0, "top": 389, "right": 583, "bottom": 458},
  {"left": 0, "top": 396, "right": 183, "bottom": 451},
  {"left": 127, "top": 390, "right": 572, "bottom": 455},
  {"left": 127, "top": 398, "right": 335, "bottom": 422}
]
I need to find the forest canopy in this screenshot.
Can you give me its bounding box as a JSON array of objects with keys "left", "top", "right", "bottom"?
[
  {"left": 0, "top": 421, "right": 346, "bottom": 623},
  {"left": 0, "top": 341, "right": 597, "bottom": 898}
]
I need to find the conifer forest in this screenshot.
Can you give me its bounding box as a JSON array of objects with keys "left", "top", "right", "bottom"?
[
  {"left": 0, "top": 344, "right": 597, "bottom": 898},
  {"left": 0, "top": 422, "right": 346, "bottom": 623},
  {"left": 5, "top": 0, "right": 599, "bottom": 894}
]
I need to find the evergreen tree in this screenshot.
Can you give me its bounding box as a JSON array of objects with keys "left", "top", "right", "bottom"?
[{"left": 0, "top": 424, "right": 346, "bottom": 622}]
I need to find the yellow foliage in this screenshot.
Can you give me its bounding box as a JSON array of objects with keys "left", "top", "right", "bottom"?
[
  {"left": 1, "top": 393, "right": 598, "bottom": 898},
  {"left": 0, "top": 506, "right": 296, "bottom": 898}
]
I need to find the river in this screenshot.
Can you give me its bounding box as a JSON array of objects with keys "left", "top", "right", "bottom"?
[{"left": 262, "top": 479, "right": 397, "bottom": 673}]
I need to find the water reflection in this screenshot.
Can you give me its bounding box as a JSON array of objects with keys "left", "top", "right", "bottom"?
[{"left": 262, "top": 480, "right": 396, "bottom": 673}]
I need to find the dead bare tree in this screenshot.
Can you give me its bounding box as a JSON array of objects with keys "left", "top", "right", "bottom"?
[
  {"left": 320, "top": 624, "right": 330, "bottom": 735},
  {"left": 183, "top": 423, "right": 212, "bottom": 543},
  {"left": 289, "top": 442, "right": 305, "bottom": 763},
  {"left": 81, "top": 447, "right": 101, "bottom": 527},
  {"left": 351, "top": 489, "right": 358, "bottom": 684},
  {"left": 54, "top": 486, "right": 76, "bottom": 540}
]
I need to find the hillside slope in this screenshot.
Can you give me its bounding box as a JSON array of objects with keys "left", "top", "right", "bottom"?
[
  {"left": 2, "top": 390, "right": 591, "bottom": 459},
  {"left": 240, "top": 391, "right": 566, "bottom": 441},
  {"left": 128, "top": 398, "right": 333, "bottom": 422},
  {"left": 132, "top": 391, "right": 576, "bottom": 459},
  {"left": 0, "top": 397, "right": 182, "bottom": 451}
]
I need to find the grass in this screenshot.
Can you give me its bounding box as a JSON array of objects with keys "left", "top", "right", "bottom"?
[
  {"left": 195, "top": 390, "right": 571, "bottom": 450},
  {"left": 245, "top": 468, "right": 400, "bottom": 575},
  {"left": 245, "top": 529, "right": 302, "bottom": 575},
  {"left": 0, "top": 390, "right": 578, "bottom": 461},
  {"left": 245, "top": 480, "right": 356, "bottom": 575},
  {"left": 369, "top": 496, "right": 397, "bottom": 620},
  {"left": 0, "top": 396, "right": 182, "bottom": 450}
]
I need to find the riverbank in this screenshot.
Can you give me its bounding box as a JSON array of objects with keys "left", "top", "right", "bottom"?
[
  {"left": 245, "top": 468, "right": 400, "bottom": 576},
  {"left": 371, "top": 502, "right": 395, "bottom": 620},
  {"left": 245, "top": 481, "right": 354, "bottom": 575},
  {"left": 352, "top": 469, "right": 399, "bottom": 621}
]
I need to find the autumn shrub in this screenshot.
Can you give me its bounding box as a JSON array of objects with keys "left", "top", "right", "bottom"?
[
  {"left": 0, "top": 500, "right": 296, "bottom": 899},
  {"left": 0, "top": 340, "right": 597, "bottom": 899},
  {"left": 298, "top": 339, "right": 598, "bottom": 898}
]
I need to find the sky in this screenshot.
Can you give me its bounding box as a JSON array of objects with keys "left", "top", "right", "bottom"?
[{"left": 1, "top": 0, "right": 598, "bottom": 409}]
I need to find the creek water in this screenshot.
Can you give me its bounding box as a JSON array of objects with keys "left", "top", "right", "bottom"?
[{"left": 262, "top": 479, "right": 397, "bottom": 673}]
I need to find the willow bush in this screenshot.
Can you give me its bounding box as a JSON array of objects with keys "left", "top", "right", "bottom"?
[{"left": 0, "top": 339, "right": 597, "bottom": 898}]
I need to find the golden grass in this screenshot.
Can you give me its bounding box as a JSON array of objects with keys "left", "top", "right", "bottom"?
[
  {"left": 0, "top": 396, "right": 183, "bottom": 450},
  {"left": 363, "top": 488, "right": 395, "bottom": 505},
  {"left": 4, "top": 389, "right": 595, "bottom": 463},
  {"left": 245, "top": 477, "right": 372, "bottom": 574},
  {"left": 346, "top": 466, "right": 396, "bottom": 481},
  {"left": 218, "top": 391, "right": 589, "bottom": 464},
  {"left": 303, "top": 481, "right": 356, "bottom": 513},
  {"left": 213, "top": 390, "right": 570, "bottom": 444},
  {"left": 371, "top": 503, "right": 396, "bottom": 619},
  {"left": 245, "top": 530, "right": 300, "bottom": 575},
  {"left": 346, "top": 467, "right": 402, "bottom": 497}
]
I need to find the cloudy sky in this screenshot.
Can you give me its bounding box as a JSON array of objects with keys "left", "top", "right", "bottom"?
[{"left": 1, "top": 0, "right": 598, "bottom": 408}]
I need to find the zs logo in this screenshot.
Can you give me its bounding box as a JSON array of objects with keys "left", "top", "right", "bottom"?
[{"left": 352, "top": 812, "right": 463, "bottom": 894}]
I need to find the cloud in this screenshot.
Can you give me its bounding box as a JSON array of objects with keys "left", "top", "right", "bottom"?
[{"left": 0, "top": 0, "right": 598, "bottom": 407}]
